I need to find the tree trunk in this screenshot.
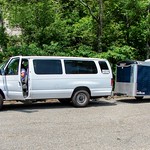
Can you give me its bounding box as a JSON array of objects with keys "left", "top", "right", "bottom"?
[
  {"left": 0, "top": 6, "right": 6, "bottom": 51},
  {"left": 97, "top": 0, "right": 103, "bottom": 53},
  {"left": 146, "top": 4, "right": 150, "bottom": 59},
  {"left": 79, "top": 0, "right": 103, "bottom": 53}
]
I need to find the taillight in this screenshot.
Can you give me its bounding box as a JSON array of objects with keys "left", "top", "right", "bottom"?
[{"left": 111, "top": 78, "right": 114, "bottom": 87}]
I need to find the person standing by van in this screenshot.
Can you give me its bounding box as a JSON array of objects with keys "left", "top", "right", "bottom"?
[
  {"left": 21, "top": 64, "right": 28, "bottom": 96},
  {"left": 21, "top": 67, "right": 26, "bottom": 82}
]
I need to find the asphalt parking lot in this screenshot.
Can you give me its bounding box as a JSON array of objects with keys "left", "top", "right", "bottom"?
[{"left": 1, "top": 97, "right": 150, "bottom": 150}]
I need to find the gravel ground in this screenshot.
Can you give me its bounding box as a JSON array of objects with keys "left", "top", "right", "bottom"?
[{"left": 0, "top": 97, "right": 150, "bottom": 150}]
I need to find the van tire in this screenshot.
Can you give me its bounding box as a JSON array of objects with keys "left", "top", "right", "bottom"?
[
  {"left": 0, "top": 94, "right": 3, "bottom": 110},
  {"left": 72, "top": 90, "right": 90, "bottom": 107}
]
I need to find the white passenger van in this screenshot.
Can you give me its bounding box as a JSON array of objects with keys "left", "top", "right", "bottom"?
[{"left": 0, "top": 56, "right": 113, "bottom": 109}]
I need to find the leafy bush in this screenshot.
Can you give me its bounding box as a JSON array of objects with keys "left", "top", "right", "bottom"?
[{"left": 97, "top": 45, "right": 137, "bottom": 75}]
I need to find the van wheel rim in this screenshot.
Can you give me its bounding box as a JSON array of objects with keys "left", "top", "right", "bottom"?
[{"left": 76, "top": 93, "right": 87, "bottom": 104}]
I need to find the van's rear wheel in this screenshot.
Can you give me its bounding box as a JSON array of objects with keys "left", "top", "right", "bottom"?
[
  {"left": 72, "top": 90, "right": 90, "bottom": 107},
  {"left": 0, "top": 94, "right": 4, "bottom": 110}
]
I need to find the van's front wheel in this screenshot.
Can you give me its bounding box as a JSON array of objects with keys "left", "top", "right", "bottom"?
[
  {"left": 0, "top": 94, "right": 4, "bottom": 110},
  {"left": 72, "top": 90, "right": 90, "bottom": 107}
]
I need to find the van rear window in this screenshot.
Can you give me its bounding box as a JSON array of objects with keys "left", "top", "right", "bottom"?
[
  {"left": 99, "top": 61, "right": 110, "bottom": 74},
  {"left": 33, "top": 59, "right": 62, "bottom": 74},
  {"left": 64, "top": 60, "right": 97, "bottom": 74}
]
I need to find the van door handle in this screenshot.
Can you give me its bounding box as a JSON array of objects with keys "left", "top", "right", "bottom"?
[{"left": 18, "top": 81, "right": 21, "bottom": 86}]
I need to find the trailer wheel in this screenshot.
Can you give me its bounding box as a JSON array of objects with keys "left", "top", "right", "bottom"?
[
  {"left": 72, "top": 90, "right": 90, "bottom": 107},
  {"left": 0, "top": 94, "right": 4, "bottom": 110},
  {"left": 135, "top": 96, "right": 143, "bottom": 101}
]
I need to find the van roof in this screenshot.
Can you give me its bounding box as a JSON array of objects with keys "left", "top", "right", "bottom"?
[{"left": 11, "top": 55, "right": 108, "bottom": 61}]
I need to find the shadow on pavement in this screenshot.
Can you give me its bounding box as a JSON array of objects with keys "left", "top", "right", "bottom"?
[
  {"left": 117, "top": 97, "right": 150, "bottom": 104},
  {"left": 89, "top": 99, "right": 117, "bottom": 107},
  {"left": 2, "top": 101, "right": 71, "bottom": 112},
  {"left": 2, "top": 99, "right": 116, "bottom": 112}
]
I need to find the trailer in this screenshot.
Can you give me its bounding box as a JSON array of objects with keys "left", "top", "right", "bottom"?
[{"left": 115, "top": 60, "right": 150, "bottom": 100}]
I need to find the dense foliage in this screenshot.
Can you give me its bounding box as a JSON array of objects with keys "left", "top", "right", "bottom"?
[{"left": 0, "top": 0, "right": 150, "bottom": 68}]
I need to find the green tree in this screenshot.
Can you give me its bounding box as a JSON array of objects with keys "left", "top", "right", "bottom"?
[
  {"left": 103, "top": 0, "right": 150, "bottom": 59},
  {"left": 0, "top": 2, "right": 7, "bottom": 50},
  {"left": 0, "top": 0, "right": 149, "bottom": 62}
]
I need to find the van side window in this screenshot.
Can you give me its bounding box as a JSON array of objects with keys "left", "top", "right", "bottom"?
[
  {"left": 33, "top": 59, "right": 62, "bottom": 74},
  {"left": 99, "top": 61, "right": 110, "bottom": 74},
  {"left": 65, "top": 60, "right": 97, "bottom": 74},
  {"left": 5, "top": 58, "right": 19, "bottom": 75}
]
